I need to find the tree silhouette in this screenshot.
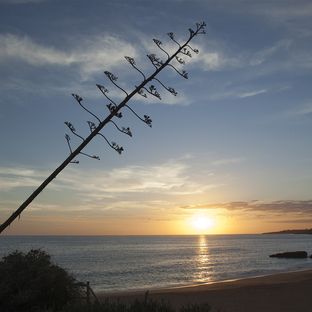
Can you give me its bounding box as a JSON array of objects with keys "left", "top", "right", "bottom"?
[{"left": 0, "top": 22, "right": 206, "bottom": 234}]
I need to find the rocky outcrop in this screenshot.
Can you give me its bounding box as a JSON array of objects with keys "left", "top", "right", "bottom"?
[
  {"left": 264, "top": 229, "right": 312, "bottom": 234},
  {"left": 269, "top": 251, "right": 308, "bottom": 258}
]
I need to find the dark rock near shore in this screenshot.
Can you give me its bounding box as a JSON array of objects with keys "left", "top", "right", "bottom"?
[{"left": 270, "top": 251, "right": 308, "bottom": 259}]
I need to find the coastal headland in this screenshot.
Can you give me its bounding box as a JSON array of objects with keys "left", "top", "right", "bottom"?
[{"left": 98, "top": 269, "right": 312, "bottom": 312}]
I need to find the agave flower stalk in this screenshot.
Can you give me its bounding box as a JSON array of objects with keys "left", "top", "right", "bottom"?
[{"left": 0, "top": 21, "right": 206, "bottom": 234}]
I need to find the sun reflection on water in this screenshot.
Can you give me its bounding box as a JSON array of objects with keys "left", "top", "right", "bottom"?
[{"left": 194, "top": 235, "right": 212, "bottom": 283}]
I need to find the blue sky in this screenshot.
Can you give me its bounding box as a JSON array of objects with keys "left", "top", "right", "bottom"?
[{"left": 1, "top": 0, "right": 312, "bottom": 234}]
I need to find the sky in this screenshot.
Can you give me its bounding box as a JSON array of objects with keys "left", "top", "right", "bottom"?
[{"left": 0, "top": 0, "right": 312, "bottom": 235}]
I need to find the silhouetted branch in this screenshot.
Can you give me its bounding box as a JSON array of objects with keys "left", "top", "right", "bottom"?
[
  {"left": 65, "top": 134, "right": 73, "bottom": 153},
  {"left": 65, "top": 134, "right": 80, "bottom": 164},
  {"left": 72, "top": 94, "right": 101, "bottom": 123},
  {"left": 106, "top": 103, "right": 123, "bottom": 118},
  {"left": 125, "top": 56, "right": 146, "bottom": 80},
  {"left": 167, "top": 64, "right": 189, "bottom": 79},
  {"left": 64, "top": 122, "right": 85, "bottom": 141},
  {"left": 97, "top": 132, "right": 124, "bottom": 154},
  {"left": 125, "top": 104, "right": 152, "bottom": 127},
  {"left": 109, "top": 120, "right": 133, "bottom": 137},
  {"left": 196, "top": 21, "right": 206, "bottom": 34},
  {"left": 79, "top": 152, "right": 100, "bottom": 160},
  {"left": 153, "top": 78, "right": 177, "bottom": 96},
  {"left": 142, "top": 85, "right": 161, "bottom": 100},
  {"left": 153, "top": 39, "right": 170, "bottom": 59},
  {"left": 167, "top": 32, "right": 181, "bottom": 47},
  {"left": 87, "top": 121, "right": 97, "bottom": 132},
  {"left": 179, "top": 47, "right": 192, "bottom": 58},
  {"left": 96, "top": 84, "right": 117, "bottom": 105},
  {"left": 188, "top": 28, "right": 195, "bottom": 37},
  {"left": 186, "top": 44, "right": 199, "bottom": 54},
  {"left": 88, "top": 120, "right": 128, "bottom": 151},
  {"left": 136, "top": 87, "right": 147, "bottom": 98},
  {"left": 104, "top": 71, "right": 128, "bottom": 97},
  {"left": 147, "top": 54, "right": 163, "bottom": 69},
  {"left": 175, "top": 56, "right": 185, "bottom": 64}
]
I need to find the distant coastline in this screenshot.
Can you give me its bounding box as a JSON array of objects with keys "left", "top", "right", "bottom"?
[{"left": 264, "top": 228, "right": 312, "bottom": 234}]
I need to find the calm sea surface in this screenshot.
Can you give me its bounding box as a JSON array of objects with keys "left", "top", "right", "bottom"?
[{"left": 1, "top": 235, "right": 312, "bottom": 292}]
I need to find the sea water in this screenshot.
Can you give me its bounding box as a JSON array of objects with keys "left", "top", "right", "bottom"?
[{"left": 1, "top": 235, "right": 312, "bottom": 292}]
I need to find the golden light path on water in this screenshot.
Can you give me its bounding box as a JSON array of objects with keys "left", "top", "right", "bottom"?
[{"left": 194, "top": 235, "right": 212, "bottom": 283}]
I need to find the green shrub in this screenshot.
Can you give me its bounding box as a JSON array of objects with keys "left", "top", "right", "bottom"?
[{"left": 0, "top": 249, "right": 80, "bottom": 312}]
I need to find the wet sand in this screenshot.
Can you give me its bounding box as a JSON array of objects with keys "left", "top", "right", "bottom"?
[{"left": 98, "top": 269, "right": 312, "bottom": 312}]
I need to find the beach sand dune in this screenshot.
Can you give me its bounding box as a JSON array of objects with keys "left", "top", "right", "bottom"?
[{"left": 98, "top": 269, "right": 312, "bottom": 312}]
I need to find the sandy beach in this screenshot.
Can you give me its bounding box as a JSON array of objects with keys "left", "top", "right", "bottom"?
[{"left": 98, "top": 269, "right": 312, "bottom": 312}]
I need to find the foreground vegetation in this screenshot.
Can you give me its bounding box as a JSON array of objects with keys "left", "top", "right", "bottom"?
[
  {"left": 61, "top": 299, "right": 211, "bottom": 312},
  {"left": 0, "top": 249, "right": 80, "bottom": 312},
  {"left": 0, "top": 249, "right": 212, "bottom": 312}
]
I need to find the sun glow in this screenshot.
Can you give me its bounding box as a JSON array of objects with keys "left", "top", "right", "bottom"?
[{"left": 190, "top": 214, "right": 215, "bottom": 233}]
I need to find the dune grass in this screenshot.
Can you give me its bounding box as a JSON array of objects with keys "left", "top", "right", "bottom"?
[{"left": 61, "top": 298, "right": 211, "bottom": 312}]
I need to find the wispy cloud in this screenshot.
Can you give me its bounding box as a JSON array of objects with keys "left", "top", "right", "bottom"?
[
  {"left": 0, "top": 0, "right": 47, "bottom": 3},
  {"left": 192, "top": 44, "right": 241, "bottom": 71},
  {"left": 196, "top": 51, "right": 223, "bottom": 70},
  {"left": 249, "top": 40, "right": 292, "bottom": 66},
  {"left": 279, "top": 102, "right": 312, "bottom": 120},
  {"left": 56, "top": 161, "right": 211, "bottom": 198},
  {"left": 268, "top": 218, "right": 312, "bottom": 224},
  {"left": 251, "top": 2, "right": 312, "bottom": 20},
  {"left": 0, "top": 160, "right": 217, "bottom": 206},
  {"left": 0, "top": 34, "right": 138, "bottom": 78},
  {"left": 289, "top": 102, "right": 312, "bottom": 116},
  {"left": 211, "top": 157, "right": 245, "bottom": 166},
  {"left": 191, "top": 39, "right": 292, "bottom": 73},
  {"left": 238, "top": 89, "right": 267, "bottom": 98},
  {"left": 182, "top": 200, "right": 312, "bottom": 215},
  {"left": 0, "top": 33, "right": 193, "bottom": 106},
  {"left": 0, "top": 166, "right": 48, "bottom": 191}
]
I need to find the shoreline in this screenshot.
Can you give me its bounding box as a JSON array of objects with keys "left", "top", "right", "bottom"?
[
  {"left": 98, "top": 269, "right": 312, "bottom": 312},
  {"left": 97, "top": 267, "right": 312, "bottom": 294}
]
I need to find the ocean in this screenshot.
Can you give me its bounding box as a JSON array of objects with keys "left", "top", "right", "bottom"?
[{"left": 1, "top": 235, "right": 312, "bottom": 292}]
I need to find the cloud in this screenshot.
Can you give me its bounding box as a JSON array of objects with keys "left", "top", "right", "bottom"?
[
  {"left": 197, "top": 51, "right": 223, "bottom": 70},
  {"left": 182, "top": 200, "right": 312, "bottom": 215},
  {"left": 252, "top": 2, "right": 312, "bottom": 20},
  {"left": 280, "top": 102, "right": 312, "bottom": 120},
  {"left": 0, "top": 34, "right": 70, "bottom": 65},
  {"left": 238, "top": 89, "right": 267, "bottom": 98},
  {"left": 290, "top": 102, "right": 312, "bottom": 116},
  {"left": 0, "top": 33, "right": 138, "bottom": 78},
  {"left": 249, "top": 40, "right": 292, "bottom": 66},
  {"left": 0, "top": 160, "right": 218, "bottom": 220},
  {"left": 55, "top": 161, "right": 211, "bottom": 199},
  {"left": 191, "top": 38, "right": 291, "bottom": 74},
  {"left": 0, "top": 160, "right": 216, "bottom": 205},
  {"left": 211, "top": 157, "right": 245, "bottom": 166},
  {"left": 0, "top": 166, "right": 48, "bottom": 191},
  {"left": 0, "top": 33, "right": 193, "bottom": 106},
  {"left": 0, "top": 0, "right": 47, "bottom": 3},
  {"left": 0, "top": 167, "right": 47, "bottom": 177},
  {"left": 192, "top": 45, "right": 240, "bottom": 71},
  {"left": 268, "top": 218, "right": 312, "bottom": 224}
]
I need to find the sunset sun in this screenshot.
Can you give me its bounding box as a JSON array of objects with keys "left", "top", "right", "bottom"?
[{"left": 190, "top": 214, "right": 215, "bottom": 233}]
